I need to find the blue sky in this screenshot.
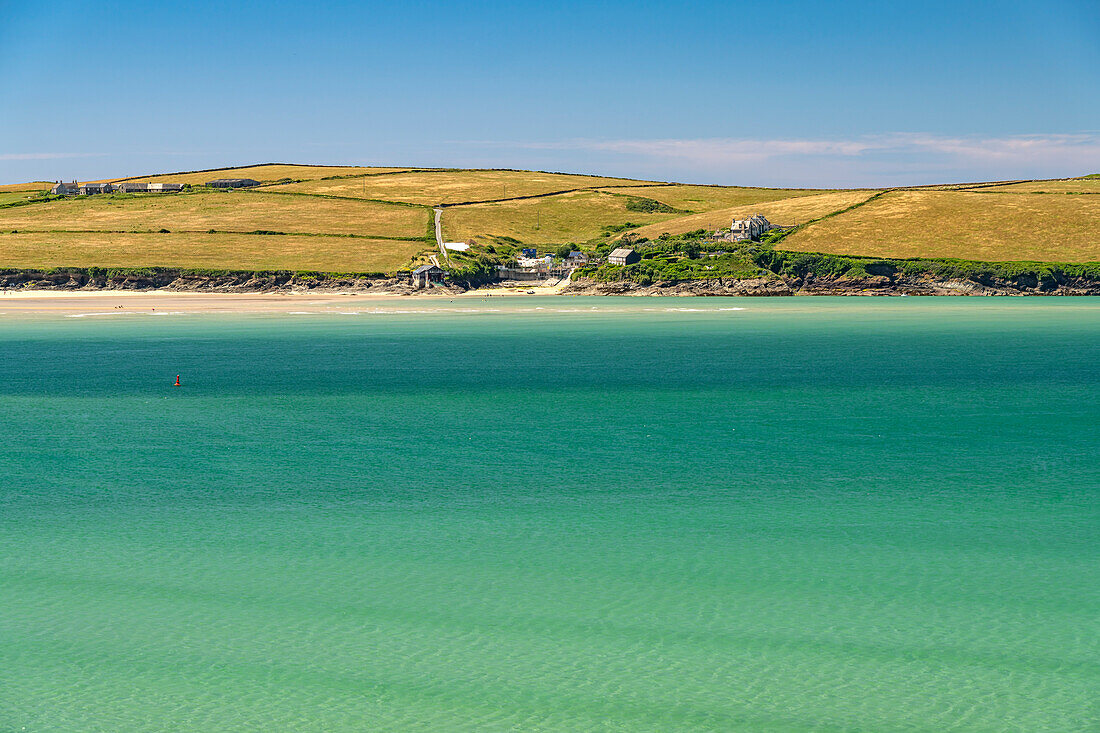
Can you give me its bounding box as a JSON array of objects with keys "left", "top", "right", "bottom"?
[{"left": 2, "top": 0, "right": 1098, "bottom": 186}]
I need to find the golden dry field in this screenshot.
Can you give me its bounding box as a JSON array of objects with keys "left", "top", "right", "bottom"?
[
  {"left": 3, "top": 166, "right": 1098, "bottom": 270},
  {"left": 442, "top": 190, "right": 680, "bottom": 244},
  {"left": 960, "top": 179, "right": 1100, "bottom": 194},
  {"left": 0, "top": 231, "right": 426, "bottom": 271},
  {"left": 627, "top": 191, "right": 880, "bottom": 240},
  {"left": 269, "top": 169, "right": 659, "bottom": 205},
  {"left": 782, "top": 190, "right": 1100, "bottom": 262},
  {"left": 104, "top": 165, "right": 411, "bottom": 185},
  {"left": 595, "top": 184, "right": 830, "bottom": 212},
  {"left": 0, "top": 191, "right": 428, "bottom": 239},
  {"left": 0, "top": 182, "right": 51, "bottom": 193}
]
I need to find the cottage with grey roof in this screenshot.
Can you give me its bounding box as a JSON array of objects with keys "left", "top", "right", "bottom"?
[
  {"left": 608, "top": 247, "right": 640, "bottom": 265},
  {"left": 78, "top": 183, "right": 113, "bottom": 195}
]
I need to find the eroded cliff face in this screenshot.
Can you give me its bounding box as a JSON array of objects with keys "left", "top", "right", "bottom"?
[
  {"left": 2, "top": 268, "right": 1098, "bottom": 296},
  {"left": 563, "top": 273, "right": 1100, "bottom": 296},
  {"left": 0, "top": 269, "right": 469, "bottom": 295}
]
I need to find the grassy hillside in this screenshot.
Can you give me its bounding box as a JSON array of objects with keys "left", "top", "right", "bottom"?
[
  {"left": 106, "top": 164, "right": 410, "bottom": 185},
  {"left": 0, "top": 165, "right": 1096, "bottom": 273},
  {"left": 267, "top": 169, "right": 660, "bottom": 205},
  {"left": 593, "top": 184, "right": 831, "bottom": 212},
  {"left": 441, "top": 190, "right": 682, "bottom": 245},
  {"left": 0, "top": 190, "right": 427, "bottom": 238},
  {"left": 627, "top": 191, "right": 880, "bottom": 240},
  {"left": 781, "top": 189, "right": 1100, "bottom": 262},
  {"left": 960, "top": 179, "right": 1100, "bottom": 194},
  {"left": 0, "top": 182, "right": 52, "bottom": 193},
  {"left": 0, "top": 182, "right": 53, "bottom": 207},
  {"left": 0, "top": 231, "right": 424, "bottom": 271}
]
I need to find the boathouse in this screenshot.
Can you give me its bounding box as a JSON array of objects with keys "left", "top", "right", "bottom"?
[{"left": 412, "top": 264, "right": 445, "bottom": 288}]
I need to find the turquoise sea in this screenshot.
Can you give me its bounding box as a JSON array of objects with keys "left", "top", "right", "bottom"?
[{"left": 1, "top": 297, "right": 1097, "bottom": 731}]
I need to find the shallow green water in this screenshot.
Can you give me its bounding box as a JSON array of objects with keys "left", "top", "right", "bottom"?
[{"left": 1, "top": 297, "right": 1097, "bottom": 731}]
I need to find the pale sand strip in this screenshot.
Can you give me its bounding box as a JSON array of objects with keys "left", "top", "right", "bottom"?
[{"left": 0, "top": 284, "right": 570, "bottom": 315}]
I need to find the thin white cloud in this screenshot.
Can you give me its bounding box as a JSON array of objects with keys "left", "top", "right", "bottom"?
[
  {"left": 0, "top": 152, "right": 106, "bottom": 161},
  {"left": 516, "top": 133, "right": 1100, "bottom": 165},
  {"left": 493, "top": 133, "right": 1100, "bottom": 186},
  {"left": 883, "top": 133, "right": 1100, "bottom": 161}
]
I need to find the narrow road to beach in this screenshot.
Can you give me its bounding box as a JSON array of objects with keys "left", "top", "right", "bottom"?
[{"left": 433, "top": 207, "right": 449, "bottom": 263}]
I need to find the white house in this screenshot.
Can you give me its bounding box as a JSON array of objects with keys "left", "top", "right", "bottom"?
[{"left": 516, "top": 256, "right": 553, "bottom": 270}]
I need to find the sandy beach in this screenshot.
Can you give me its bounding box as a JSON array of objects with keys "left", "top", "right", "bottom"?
[{"left": 0, "top": 281, "right": 573, "bottom": 316}]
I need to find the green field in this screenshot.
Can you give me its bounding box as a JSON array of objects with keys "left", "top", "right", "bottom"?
[
  {"left": 1, "top": 165, "right": 1097, "bottom": 272},
  {"left": 442, "top": 190, "right": 681, "bottom": 245}
]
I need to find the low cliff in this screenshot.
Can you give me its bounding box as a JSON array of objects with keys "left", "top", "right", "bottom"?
[
  {"left": 0, "top": 267, "right": 469, "bottom": 295},
  {"left": 564, "top": 271, "right": 1100, "bottom": 296}
]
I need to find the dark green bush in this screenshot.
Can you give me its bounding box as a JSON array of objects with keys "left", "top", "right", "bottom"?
[{"left": 625, "top": 196, "right": 678, "bottom": 214}]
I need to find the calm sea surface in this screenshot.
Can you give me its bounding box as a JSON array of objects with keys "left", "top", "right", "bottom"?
[{"left": 1, "top": 297, "right": 1097, "bottom": 731}]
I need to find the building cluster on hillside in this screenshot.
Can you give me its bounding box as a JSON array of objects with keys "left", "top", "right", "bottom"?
[
  {"left": 49, "top": 177, "right": 261, "bottom": 196},
  {"left": 493, "top": 247, "right": 588, "bottom": 282}
]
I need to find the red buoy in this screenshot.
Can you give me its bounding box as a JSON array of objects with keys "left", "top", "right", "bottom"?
[{"left": 173, "top": 375, "right": 181, "bottom": 387}]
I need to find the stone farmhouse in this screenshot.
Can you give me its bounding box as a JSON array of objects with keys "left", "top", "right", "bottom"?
[
  {"left": 49, "top": 181, "right": 79, "bottom": 195},
  {"left": 729, "top": 214, "right": 771, "bottom": 242}
]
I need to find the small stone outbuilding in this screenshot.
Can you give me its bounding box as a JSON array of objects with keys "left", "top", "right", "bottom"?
[{"left": 206, "top": 178, "right": 261, "bottom": 189}]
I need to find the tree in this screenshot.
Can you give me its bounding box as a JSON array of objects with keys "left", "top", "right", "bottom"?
[{"left": 555, "top": 244, "right": 573, "bottom": 259}]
